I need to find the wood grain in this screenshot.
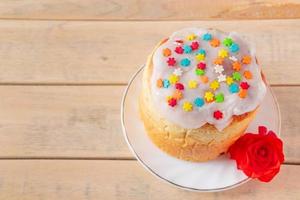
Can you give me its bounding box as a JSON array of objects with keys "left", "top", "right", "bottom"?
[
  {"left": 0, "top": 160, "right": 298, "bottom": 200},
  {"left": 0, "top": 85, "right": 298, "bottom": 163},
  {"left": 0, "top": 0, "right": 299, "bottom": 20},
  {"left": 0, "top": 19, "right": 298, "bottom": 84}
]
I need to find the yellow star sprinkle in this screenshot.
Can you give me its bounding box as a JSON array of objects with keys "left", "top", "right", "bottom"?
[
  {"left": 218, "top": 49, "right": 228, "bottom": 58},
  {"left": 226, "top": 76, "right": 234, "bottom": 85},
  {"left": 210, "top": 80, "right": 220, "bottom": 90},
  {"left": 169, "top": 74, "right": 179, "bottom": 84},
  {"left": 188, "top": 80, "right": 198, "bottom": 89},
  {"left": 204, "top": 91, "right": 214, "bottom": 102},
  {"left": 195, "top": 53, "right": 205, "bottom": 61},
  {"left": 186, "top": 34, "right": 196, "bottom": 41},
  {"left": 183, "top": 102, "right": 193, "bottom": 112}
]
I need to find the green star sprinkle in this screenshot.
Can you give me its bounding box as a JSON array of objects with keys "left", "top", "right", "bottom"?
[
  {"left": 215, "top": 93, "right": 224, "bottom": 103},
  {"left": 223, "top": 38, "right": 233, "bottom": 47},
  {"left": 232, "top": 72, "right": 242, "bottom": 81},
  {"left": 195, "top": 69, "right": 205, "bottom": 76}
]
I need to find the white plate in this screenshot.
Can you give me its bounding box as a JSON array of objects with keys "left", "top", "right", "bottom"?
[{"left": 121, "top": 65, "right": 281, "bottom": 192}]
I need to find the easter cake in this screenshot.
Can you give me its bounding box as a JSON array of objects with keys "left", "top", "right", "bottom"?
[{"left": 140, "top": 28, "right": 266, "bottom": 162}]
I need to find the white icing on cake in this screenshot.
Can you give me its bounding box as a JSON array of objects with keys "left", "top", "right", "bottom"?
[{"left": 150, "top": 28, "right": 267, "bottom": 131}]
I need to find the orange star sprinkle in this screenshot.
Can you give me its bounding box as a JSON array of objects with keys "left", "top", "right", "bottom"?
[
  {"left": 210, "top": 38, "right": 220, "bottom": 47},
  {"left": 243, "top": 70, "right": 253, "bottom": 79},
  {"left": 239, "top": 89, "right": 247, "bottom": 98},
  {"left": 232, "top": 61, "right": 241, "bottom": 71},
  {"left": 157, "top": 79, "right": 163, "bottom": 88},
  {"left": 163, "top": 48, "right": 171, "bottom": 57},
  {"left": 200, "top": 75, "right": 209, "bottom": 84},
  {"left": 242, "top": 55, "right": 251, "bottom": 64},
  {"left": 173, "top": 90, "right": 183, "bottom": 100},
  {"left": 214, "top": 57, "right": 224, "bottom": 65}
]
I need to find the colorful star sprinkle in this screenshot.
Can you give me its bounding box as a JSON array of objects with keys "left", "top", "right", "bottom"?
[
  {"left": 194, "top": 97, "right": 205, "bottom": 107},
  {"left": 232, "top": 72, "right": 242, "bottom": 81},
  {"left": 217, "top": 74, "right": 226, "bottom": 82},
  {"left": 173, "top": 90, "right": 183, "bottom": 100},
  {"left": 180, "top": 58, "right": 191, "bottom": 67},
  {"left": 156, "top": 79, "right": 163, "bottom": 88},
  {"left": 173, "top": 68, "right": 183, "bottom": 76},
  {"left": 168, "top": 98, "right": 177, "bottom": 107},
  {"left": 226, "top": 76, "right": 234, "bottom": 85},
  {"left": 200, "top": 76, "right": 209, "bottom": 84},
  {"left": 175, "top": 46, "right": 184, "bottom": 54},
  {"left": 202, "top": 33, "right": 212, "bottom": 41},
  {"left": 197, "top": 62, "right": 206, "bottom": 70},
  {"left": 239, "top": 89, "right": 247, "bottom": 99},
  {"left": 232, "top": 61, "right": 241, "bottom": 71},
  {"left": 214, "top": 65, "right": 224, "bottom": 73},
  {"left": 218, "top": 49, "right": 228, "bottom": 58},
  {"left": 195, "top": 68, "right": 205, "bottom": 76},
  {"left": 188, "top": 80, "right": 198, "bottom": 89},
  {"left": 186, "top": 34, "right": 197, "bottom": 41},
  {"left": 243, "top": 70, "right": 253, "bottom": 79},
  {"left": 210, "top": 80, "right": 220, "bottom": 90},
  {"left": 168, "top": 74, "right": 179, "bottom": 84},
  {"left": 229, "top": 43, "right": 240, "bottom": 53},
  {"left": 213, "top": 110, "right": 223, "bottom": 120},
  {"left": 229, "top": 83, "right": 239, "bottom": 93},
  {"left": 163, "top": 79, "right": 170, "bottom": 88},
  {"left": 197, "top": 49, "right": 206, "bottom": 56},
  {"left": 195, "top": 53, "right": 205, "bottom": 61},
  {"left": 242, "top": 55, "right": 251, "bottom": 64},
  {"left": 223, "top": 38, "right": 233, "bottom": 47},
  {"left": 191, "top": 41, "right": 199, "bottom": 50},
  {"left": 175, "top": 82, "right": 184, "bottom": 90},
  {"left": 163, "top": 48, "right": 171, "bottom": 57},
  {"left": 214, "top": 57, "right": 224, "bottom": 65},
  {"left": 183, "top": 45, "right": 192, "bottom": 54},
  {"left": 167, "top": 57, "right": 176, "bottom": 66},
  {"left": 215, "top": 93, "right": 224, "bottom": 103},
  {"left": 240, "top": 82, "right": 250, "bottom": 90},
  {"left": 210, "top": 38, "right": 220, "bottom": 47},
  {"left": 205, "top": 91, "right": 214, "bottom": 102},
  {"left": 183, "top": 102, "right": 193, "bottom": 112}
]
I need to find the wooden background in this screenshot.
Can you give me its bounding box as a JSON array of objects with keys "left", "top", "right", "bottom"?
[{"left": 0, "top": 0, "right": 299, "bottom": 199}]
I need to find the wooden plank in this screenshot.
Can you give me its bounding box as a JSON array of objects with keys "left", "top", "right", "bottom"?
[
  {"left": 0, "top": 0, "right": 299, "bottom": 20},
  {"left": 0, "top": 86, "right": 298, "bottom": 163},
  {"left": 0, "top": 160, "right": 298, "bottom": 200},
  {"left": 0, "top": 20, "right": 298, "bottom": 84}
]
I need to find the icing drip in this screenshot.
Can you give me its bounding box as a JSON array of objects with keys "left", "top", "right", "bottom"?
[{"left": 150, "top": 28, "right": 266, "bottom": 131}]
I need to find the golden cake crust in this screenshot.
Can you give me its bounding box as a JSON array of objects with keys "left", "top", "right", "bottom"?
[{"left": 140, "top": 39, "right": 257, "bottom": 162}]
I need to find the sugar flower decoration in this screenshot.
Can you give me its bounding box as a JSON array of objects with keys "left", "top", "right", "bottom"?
[
  {"left": 217, "top": 74, "right": 226, "bottom": 82},
  {"left": 188, "top": 80, "right": 198, "bottom": 89},
  {"left": 202, "top": 33, "right": 212, "bottom": 41},
  {"left": 210, "top": 80, "right": 220, "bottom": 90},
  {"left": 173, "top": 68, "right": 183, "bottom": 76},
  {"left": 183, "top": 102, "right": 193, "bottom": 112},
  {"left": 204, "top": 91, "right": 214, "bottom": 102},
  {"left": 214, "top": 65, "right": 224, "bottom": 74}
]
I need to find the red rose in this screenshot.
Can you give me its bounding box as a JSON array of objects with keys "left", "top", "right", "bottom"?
[{"left": 228, "top": 126, "right": 284, "bottom": 182}]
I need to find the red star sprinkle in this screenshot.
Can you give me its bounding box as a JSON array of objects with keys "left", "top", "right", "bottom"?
[
  {"left": 191, "top": 41, "right": 199, "bottom": 50},
  {"left": 175, "top": 83, "right": 184, "bottom": 90},
  {"left": 167, "top": 57, "right": 176, "bottom": 66},
  {"left": 240, "top": 82, "right": 250, "bottom": 90},
  {"left": 213, "top": 110, "right": 223, "bottom": 120},
  {"left": 168, "top": 98, "right": 177, "bottom": 107},
  {"left": 197, "top": 62, "right": 206, "bottom": 70},
  {"left": 175, "top": 46, "right": 184, "bottom": 54}
]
